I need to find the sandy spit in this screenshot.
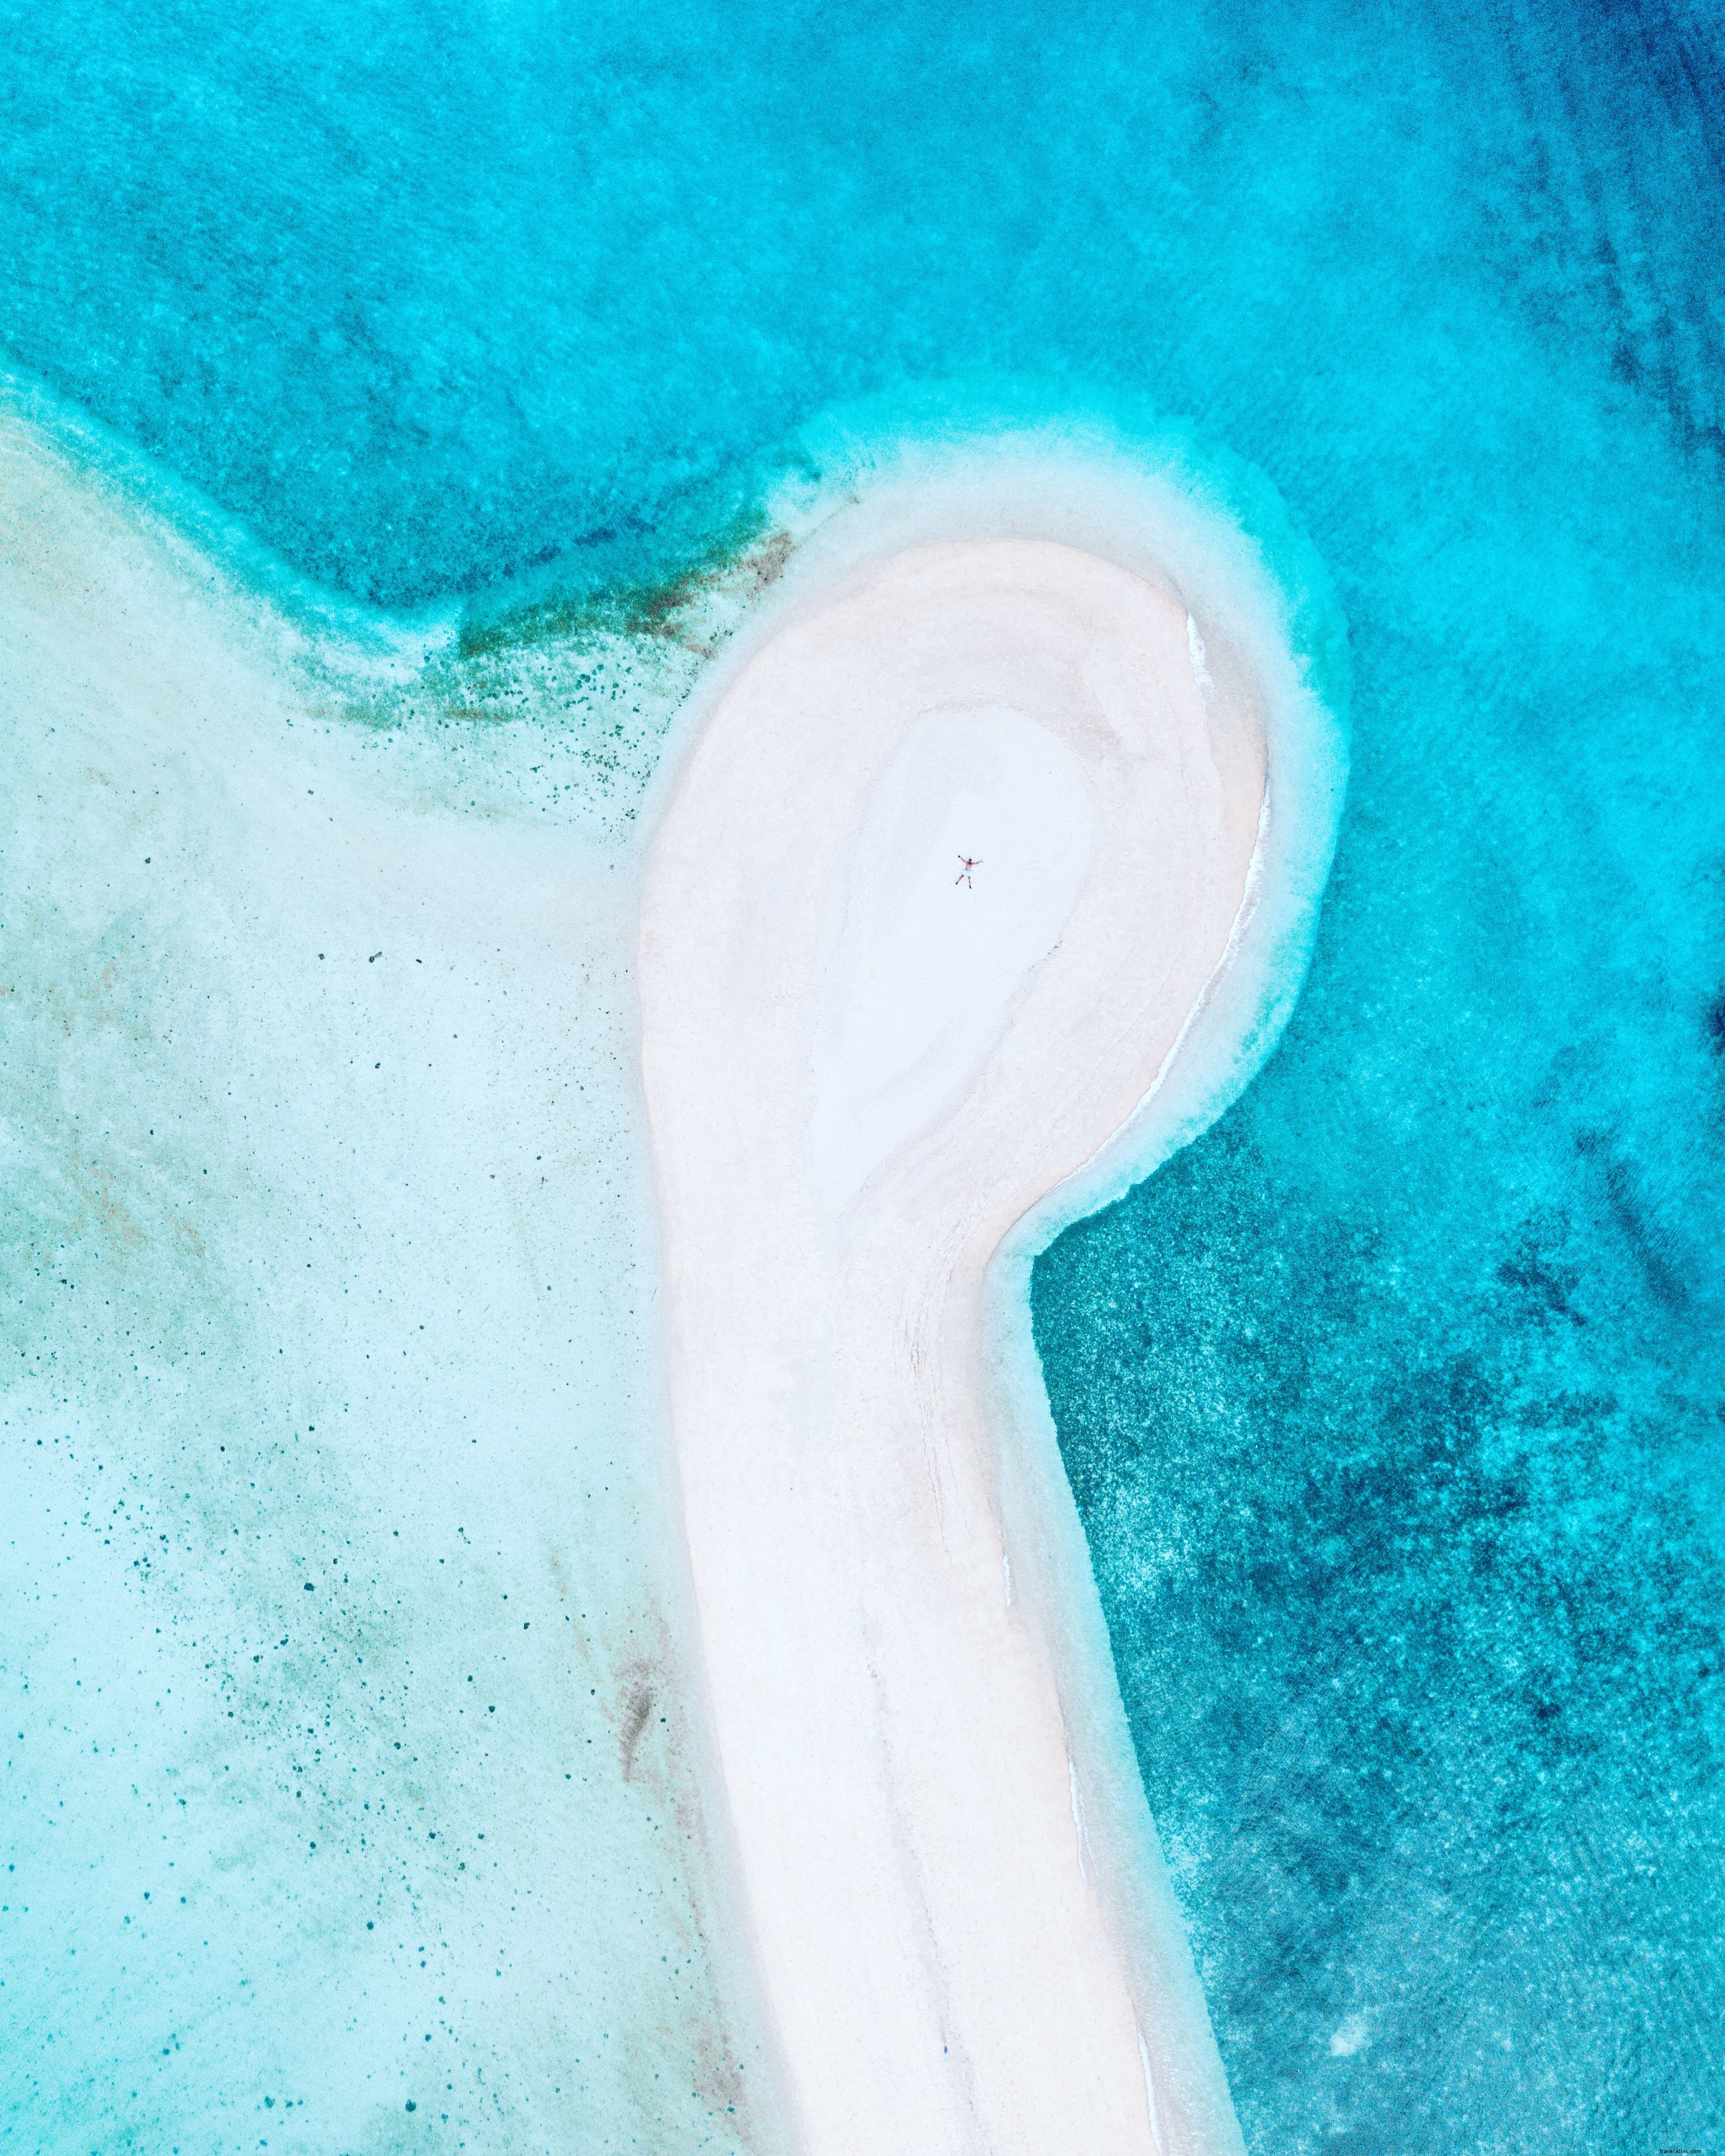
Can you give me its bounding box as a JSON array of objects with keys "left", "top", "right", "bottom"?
[{"left": 641, "top": 536, "right": 1264, "bottom": 2154}]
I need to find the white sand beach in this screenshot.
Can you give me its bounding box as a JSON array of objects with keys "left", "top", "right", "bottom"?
[
  {"left": 641, "top": 536, "right": 1267, "bottom": 2153},
  {"left": 6, "top": 391, "right": 1341, "bottom": 2151}
]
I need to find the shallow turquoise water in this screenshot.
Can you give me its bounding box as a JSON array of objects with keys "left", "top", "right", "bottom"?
[{"left": 3, "top": 0, "right": 1722, "bottom": 2148}]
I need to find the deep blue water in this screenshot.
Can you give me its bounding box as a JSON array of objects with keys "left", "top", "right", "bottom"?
[{"left": 4, "top": 0, "right": 1723, "bottom": 2147}]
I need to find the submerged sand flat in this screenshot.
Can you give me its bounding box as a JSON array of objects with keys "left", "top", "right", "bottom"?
[
  {"left": 642, "top": 539, "right": 1265, "bottom": 2153},
  {"left": 0, "top": 413, "right": 781, "bottom": 2150}
]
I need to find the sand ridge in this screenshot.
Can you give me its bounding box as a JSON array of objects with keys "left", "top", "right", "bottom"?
[{"left": 641, "top": 537, "right": 1263, "bottom": 2153}]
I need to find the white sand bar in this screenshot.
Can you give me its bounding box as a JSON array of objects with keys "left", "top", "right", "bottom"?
[{"left": 641, "top": 538, "right": 1265, "bottom": 2153}]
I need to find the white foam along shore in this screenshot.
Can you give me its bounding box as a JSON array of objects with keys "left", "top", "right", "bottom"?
[{"left": 640, "top": 449, "right": 1343, "bottom": 2154}]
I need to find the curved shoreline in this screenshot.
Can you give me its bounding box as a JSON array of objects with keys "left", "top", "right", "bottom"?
[
  {"left": 640, "top": 527, "right": 1313, "bottom": 2150},
  {"left": 3, "top": 397, "right": 1346, "bottom": 2150}
]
